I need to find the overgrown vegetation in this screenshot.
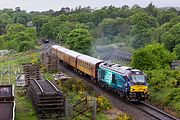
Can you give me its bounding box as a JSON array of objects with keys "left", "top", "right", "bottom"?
[
  {"left": 145, "top": 70, "right": 180, "bottom": 118},
  {"left": 131, "top": 43, "right": 180, "bottom": 118},
  {"left": 0, "top": 23, "right": 37, "bottom": 52},
  {"left": 131, "top": 43, "right": 176, "bottom": 70},
  {"left": 43, "top": 74, "right": 130, "bottom": 120},
  {"left": 0, "top": 51, "right": 40, "bottom": 120},
  {"left": 0, "top": 3, "right": 180, "bottom": 119}
]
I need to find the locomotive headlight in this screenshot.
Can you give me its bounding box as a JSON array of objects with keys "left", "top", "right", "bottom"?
[{"left": 131, "top": 88, "right": 135, "bottom": 91}]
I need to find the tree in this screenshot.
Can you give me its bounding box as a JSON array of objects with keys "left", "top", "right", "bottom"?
[
  {"left": 0, "top": 13, "right": 13, "bottom": 34},
  {"left": 98, "top": 18, "right": 117, "bottom": 37},
  {"left": 145, "top": 2, "right": 159, "bottom": 17},
  {"left": 122, "top": 5, "right": 129, "bottom": 9},
  {"left": 160, "top": 23, "right": 180, "bottom": 52},
  {"left": 173, "top": 44, "right": 180, "bottom": 60},
  {"left": 158, "top": 11, "right": 177, "bottom": 25},
  {"left": 6, "top": 23, "right": 26, "bottom": 35},
  {"left": 130, "top": 11, "right": 158, "bottom": 48},
  {"left": 13, "top": 12, "right": 32, "bottom": 25},
  {"left": 66, "top": 28, "right": 93, "bottom": 54},
  {"left": 13, "top": 32, "right": 32, "bottom": 43},
  {"left": 18, "top": 41, "right": 34, "bottom": 52},
  {"left": 131, "top": 43, "right": 176, "bottom": 70},
  {"left": 32, "top": 15, "right": 50, "bottom": 34},
  {"left": 1, "top": 23, "right": 37, "bottom": 51},
  {"left": 15, "top": 7, "right": 21, "bottom": 12},
  {"left": 130, "top": 11, "right": 158, "bottom": 28},
  {"left": 56, "top": 24, "right": 72, "bottom": 43},
  {"left": 0, "top": 36, "right": 4, "bottom": 49}
]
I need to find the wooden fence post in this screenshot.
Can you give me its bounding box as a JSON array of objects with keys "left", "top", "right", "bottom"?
[
  {"left": 92, "top": 97, "right": 96, "bottom": 120},
  {"left": 65, "top": 97, "right": 68, "bottom": 120}
]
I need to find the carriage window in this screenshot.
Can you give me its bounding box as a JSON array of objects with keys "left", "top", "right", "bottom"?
[{"left": 112, "top": 74, "right": 116, "bottom": 84}]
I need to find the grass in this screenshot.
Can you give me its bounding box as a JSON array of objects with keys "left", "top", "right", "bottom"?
[
  {"left": 0, "top": 51, "right": 40, "bottom": 120},
  {"left": 0, "top": 50, "right": 132, "bottom": 120},
  {"left": 43, "top": 71, "right": 131, "bottom": 120},
  {"left": 15, "top": 88, "right": 37, "bottom": 120}
]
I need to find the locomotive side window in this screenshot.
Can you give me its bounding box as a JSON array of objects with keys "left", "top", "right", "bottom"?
[
  {"left": 100, "top": 70, "right": 105, "bottom": 79},
  {"left": 112, "top": 74, "right": 116, "bottom": 84}
]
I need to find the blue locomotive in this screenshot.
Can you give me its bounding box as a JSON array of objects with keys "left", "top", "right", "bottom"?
[
  {"left": 98, "top": 63, "right": 148, "bottom": 101},
  {"left": 51, "top": 45, "right": 149, "bottom": 101}
]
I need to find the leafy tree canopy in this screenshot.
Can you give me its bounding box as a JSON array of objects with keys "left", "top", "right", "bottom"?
[
  {"left": 160, "top": 23, "right": 180, "bottom": 52},
  {"left": 131, "top": 43, "right": 176, "bottom": 70},
  {"left": 173, "top": 44, "right": 180, "bottom": 60},
  {"left": 66, "top": 28, "right": 93, "bottom": 54}
]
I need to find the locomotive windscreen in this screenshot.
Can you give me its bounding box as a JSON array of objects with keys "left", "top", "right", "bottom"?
[{"left": 130, "top": 75, "right": 146, "bottom": 83}]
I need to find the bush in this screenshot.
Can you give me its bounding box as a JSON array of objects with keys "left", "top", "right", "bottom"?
[
  {"left": 97, "top": 96, "right": 112, "bottom": 111},
  {"left": 165, "top": 88, "right": 180, "bottom": 104},
  {"left": 131, "top": 43, "right": 176, "bottom": 70},
  {"left": 174, "top": 101, "right": 180, "bottom": 111},
  {"left": 116, "top": 113, "right": 132, "bottom": 120},
  {"left": 18, "top": 41, "right": 35, "bottom": 52},
  {"left": 60, "top": 78, "right": 94, "bottom": 94}
]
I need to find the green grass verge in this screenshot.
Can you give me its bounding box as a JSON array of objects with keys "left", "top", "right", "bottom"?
[{"left": 0, "top": 51, "right": 40, "bottom": 120}]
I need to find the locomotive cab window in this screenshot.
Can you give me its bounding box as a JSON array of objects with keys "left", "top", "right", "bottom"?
[{"left": 112, "top": 74, "right": 116, "bottom": 84}]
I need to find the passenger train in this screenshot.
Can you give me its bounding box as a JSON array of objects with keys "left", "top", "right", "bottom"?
[{"left": 51, "top": 45, "right": 149, "bottom": 101}]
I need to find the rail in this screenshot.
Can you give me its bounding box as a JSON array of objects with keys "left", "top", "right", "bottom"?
[
  {"left": 46, "top": 79, "right": 59, "bottom": 93},
  {"left": 131, "top": 101, "right": 180, "bottom": 120},
  {"left": 140, "top": 102, "right": 179, "bottom": 120},
  {"left": 33, "top": 79, "right": 44, "bottom": 93}
]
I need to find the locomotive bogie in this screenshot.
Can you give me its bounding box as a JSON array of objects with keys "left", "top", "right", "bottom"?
[{"left": 128, "top": 92, "right": 148, "bottom": 101}]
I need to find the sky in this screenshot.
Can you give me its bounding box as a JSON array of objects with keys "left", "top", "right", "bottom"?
[{"left": 0, "top": 0, "right": 180, "bottom": 12}]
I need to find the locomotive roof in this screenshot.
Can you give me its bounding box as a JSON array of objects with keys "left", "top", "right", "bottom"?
[
  {"left": 65, "top": 49, "right": 83, "bottom": 58},
  {"left": 99, "top": 63, "right": 142, "bottom": 75},
  {"left": 77, "top": 55, "right": 103, "bottom": 65}
]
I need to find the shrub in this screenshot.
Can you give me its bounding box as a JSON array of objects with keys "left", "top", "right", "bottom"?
[
  {"left": 18, "top": 41, "right": 35, "bottom": 52},
  {"left": 165, "top": 88, "right": 180, "bottom": 104},
  {"left": 131, "top": 43, "right": 176, "bottom": 70},
  {"left": 60, "top": 78, "right": 94, "bottom": 94},
  {"left": 97, "top": 96, "right": 112, "bottom": 111},
  {"left": 116, "top": 113, "right": 132, "bottom": 120}
]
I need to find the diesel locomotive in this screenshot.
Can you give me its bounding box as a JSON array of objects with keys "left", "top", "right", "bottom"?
[{"left": 51, "top": 45, "right": 149, "bottom": 101}]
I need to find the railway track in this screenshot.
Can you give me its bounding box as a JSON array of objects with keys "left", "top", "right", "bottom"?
[
  {"left": 31, "top": 79, "right": 60, "bottom": 94},
  {"left": 27, "top": 79, "right": 65, "bottom": 119},
  {"left": 44, "top": 43, "right": 179, "bottom": 120},
  {"left": 57, "top": 62, "right": 180, "bottom": 120},
  {"left": 133, "top": 102, "right": 179, "bottom": 120}
]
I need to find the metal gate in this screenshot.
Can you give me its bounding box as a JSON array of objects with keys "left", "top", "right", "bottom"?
[{"left": 65, "top": 94, "right": 97, "bottom": 120}]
